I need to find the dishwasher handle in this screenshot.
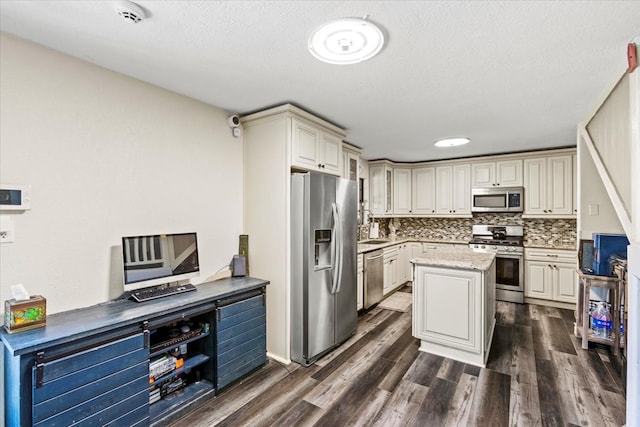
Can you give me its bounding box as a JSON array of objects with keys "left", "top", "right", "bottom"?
[{"left": 366, "top": 253, "right": 384, "bottom": 261}]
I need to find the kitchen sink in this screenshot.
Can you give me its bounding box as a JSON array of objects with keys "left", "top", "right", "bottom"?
[{"left": 359, "top": 239, "right": 391, "bottom": 244}]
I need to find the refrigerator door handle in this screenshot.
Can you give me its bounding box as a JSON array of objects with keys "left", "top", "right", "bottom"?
[
  {"left": 334, "top": 202, "right": 344, "bottom": 294},
  {"left": 331, "top": 202, "right": 343, "bottom": 294}
]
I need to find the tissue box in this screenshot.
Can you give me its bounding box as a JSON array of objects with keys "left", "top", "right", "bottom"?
[{"left": 4, "top": 296, "right": 46, "bottom": 333}]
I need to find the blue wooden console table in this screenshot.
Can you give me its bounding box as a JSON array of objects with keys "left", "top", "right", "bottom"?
[{"left": 1, "top": 276, "right": 269, "bottom": 427}]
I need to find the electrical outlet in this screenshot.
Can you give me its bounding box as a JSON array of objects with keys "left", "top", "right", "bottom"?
[
  {"left": 0, "top": 215, "right": 15, "bottom": 243},
  {"left": 0, "top": 230, "right": 14, "bottom": 243}
]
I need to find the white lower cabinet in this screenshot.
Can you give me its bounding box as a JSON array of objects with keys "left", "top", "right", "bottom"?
[
  {"left": 383, "top": 246, "right": 399, "bottom": 295},
  {"left": 397, "top": 243, "right": 410, "bottom": 284},
  {"left": 524, "top": 248, "right": 577, "bottom": 304},
  {"left": 357, "top": 253, "right": 364, "bottom": 310},
  {"left": 407, "top": 242, "right": 422, "bottom": 281},
  {"left": 412, "top": 261, "right": 496, "bottom": 367},
  {"left": 379, "top": 241, "right": 473, "bottom": 296}
]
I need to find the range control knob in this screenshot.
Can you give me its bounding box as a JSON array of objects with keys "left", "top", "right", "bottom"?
[{"left": 480, "top": 245, "right": 486, "bottom": 249}]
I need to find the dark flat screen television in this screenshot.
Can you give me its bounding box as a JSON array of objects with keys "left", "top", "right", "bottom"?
[{"left": 122, "top": 232, "right": 200, "bottom": 292}]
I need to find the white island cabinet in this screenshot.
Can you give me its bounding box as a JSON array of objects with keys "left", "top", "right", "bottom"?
[{"left": 412, "top": 248, "right": 496, "bottom": 367}]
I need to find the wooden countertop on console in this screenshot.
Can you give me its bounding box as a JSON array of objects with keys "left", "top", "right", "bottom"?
[
  {"left": 0, "top": 276, "right": 269, "bottom": 356},
  {"left": 412, "top": 247, "right": 496, "bottom": 271}
]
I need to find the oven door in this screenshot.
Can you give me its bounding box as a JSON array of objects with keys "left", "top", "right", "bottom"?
[{"left": 495, "top": 253, "right": 524, "bottom": 303}]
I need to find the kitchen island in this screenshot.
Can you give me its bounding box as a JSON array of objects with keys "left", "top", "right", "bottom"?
[{"left": 412, "top": 247, "right": 496, "bottom": 367}]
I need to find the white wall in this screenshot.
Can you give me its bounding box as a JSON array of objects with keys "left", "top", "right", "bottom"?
[
  {"left": 578, "top": 136, "right": 624, "bottom": 239},
  {"left": 0, "top": 33, "right": 244, "bottom": 314},
  {"left": 626, "top": 40, "right": 640, "bottom": 427}
]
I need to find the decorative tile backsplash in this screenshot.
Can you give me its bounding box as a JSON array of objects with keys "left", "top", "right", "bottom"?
[
  {"left": 524, "top": 218, "right": 577, "bottom": 248},
  {"left": 359, "top": 214, "right": 576, "bottom": 248}
]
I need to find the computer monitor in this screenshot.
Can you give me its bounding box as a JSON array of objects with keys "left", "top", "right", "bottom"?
[{"left": 122, "top": 232, "right": 200, "bottom": 292}]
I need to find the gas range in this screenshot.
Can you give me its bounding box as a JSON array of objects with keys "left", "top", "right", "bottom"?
[
  {"left": 468, "top": 225, "right": 523, "bottom": 254},
  {"left": 469, "top": 224, "right": 524, "bottom": 303}
]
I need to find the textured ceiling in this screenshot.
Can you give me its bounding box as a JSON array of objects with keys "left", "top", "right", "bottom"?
[{"left": 1, "top": 1, "right": 639, "bottom": 161}]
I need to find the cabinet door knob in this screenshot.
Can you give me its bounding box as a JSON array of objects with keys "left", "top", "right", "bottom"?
[
  {"left": 548, "top": 264, "right": 552, "bottom": 268},
  {"left": 432, "top": 210, "right": 435, "bottom": 213},
  {"left": 318, "top": 163, "right": 322, "bottom": 168},
  {"left": 452, "top": 210, "right": 456, "bottom": 213},
  {"left": 553, "top": 265, "right": 557, "bottom": 268}
]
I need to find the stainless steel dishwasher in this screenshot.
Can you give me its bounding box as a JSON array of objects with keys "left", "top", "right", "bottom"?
[{"left": 364, "top": 249, "right": 384, "bottom": 309}]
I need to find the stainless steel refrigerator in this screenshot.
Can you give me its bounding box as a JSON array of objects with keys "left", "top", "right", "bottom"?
[{"left": 290, "top": 172, "right": 357, "bottom": 366}]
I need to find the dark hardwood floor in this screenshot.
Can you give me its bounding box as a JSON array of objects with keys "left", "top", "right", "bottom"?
[{"left": 171, "top": 285, "right": 626, "bottom": 426}]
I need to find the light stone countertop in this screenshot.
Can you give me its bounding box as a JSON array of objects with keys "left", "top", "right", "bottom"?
[
  {"left": 411, "top": 246, "right": 496, "bottom": 272},
  {"left": 357, "top": 237, "right": 469, "bottom": 254},
  {"left": 523, "top": 241, "right": 577, "bottom": 251}
]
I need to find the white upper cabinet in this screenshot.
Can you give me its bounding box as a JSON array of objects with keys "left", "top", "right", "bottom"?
[
  {"left": 435, "top": 166, "right": 453, "bottom": 215},
  {"left": 393, "top": 167, "right": 413, "bottom": 214},
  {"left": 572, "top": 153, "right": 577, "bottom": 214},
  {"left": 368, "top": 149, "right": 573, "bottom": 218},
  {"left": 321, "top": 133, "right": 341, "bottom": 173},
  {"left": 370, "top": 162, "right": 471, "bottom": 217},
  {"left": 524, "top": 155, "right": 573, "bottom": 216},
  {"left": 412, "top": 167, "right": 436, "bottom": 215},
  {"left": 369, "top": 163, "right": 393, "bottom": 216},
  {"left": 472, "top": 160, "right": 522, "bottom": 188},
  {"left": 548, "top": 156, "right": 573, "bottom": 215},
  {"left": 452, "top": 164, "right": 472, "bottom": 214},
  {"left": 291, "top": 118, "right": 341, "bottom": 175},
  {"left": 343, "top": 147, "right": 360, "bottom": 181},
  {"left": 436, "top": 164, "right": 471, "bottom": 215}
]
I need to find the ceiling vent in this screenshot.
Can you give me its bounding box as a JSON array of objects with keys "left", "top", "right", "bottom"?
[{"left": 115, "top": 1, "right": 146, "bottom": 24}]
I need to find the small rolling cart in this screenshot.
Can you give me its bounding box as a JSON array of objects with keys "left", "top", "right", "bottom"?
[{"left": 574, "top": 269, "right": 624, "bottom": 355}]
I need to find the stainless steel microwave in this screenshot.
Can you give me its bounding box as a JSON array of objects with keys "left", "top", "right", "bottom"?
[{"left": 471, "top": 187, "right": 523, "bottom": 212}]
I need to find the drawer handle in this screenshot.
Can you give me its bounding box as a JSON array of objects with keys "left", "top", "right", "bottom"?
[{"left": 546, "top": 254, "right": 559, "bottom": 257}]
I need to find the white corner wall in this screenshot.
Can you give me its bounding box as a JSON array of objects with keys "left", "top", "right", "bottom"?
[
  {"left": 578, "top": 136, "right": 624, "bottom": 239},
  {"left": 0, "top": 33, "right": 244, "bottom": 314}
]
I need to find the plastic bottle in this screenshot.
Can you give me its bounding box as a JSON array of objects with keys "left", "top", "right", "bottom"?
[{"left": 591, "top": 302, "right": 612, "bottom": 338}]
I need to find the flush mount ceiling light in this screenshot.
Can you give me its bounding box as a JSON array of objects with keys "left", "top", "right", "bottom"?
[
  {"left": 308, "top": 17, "right": 385, "bottom": 65},
  {"left": 115, "top": 0, "right": 146, "bottom": 23},
  {"left": 434, "top": 137, "right": 471, "bottom": 147}
]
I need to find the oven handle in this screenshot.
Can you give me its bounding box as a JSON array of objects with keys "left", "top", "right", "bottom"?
[{"left": 495, "top": 253, "right": 523, "bottom": 259}]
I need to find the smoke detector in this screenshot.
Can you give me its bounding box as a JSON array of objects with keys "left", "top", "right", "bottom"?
[{"left": 115, "top": 1, "right": 146, "bottom": 24}]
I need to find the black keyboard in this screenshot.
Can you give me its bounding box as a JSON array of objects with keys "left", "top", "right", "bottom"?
[{"left": 131, "top": 283, "right": 197, "bottom": 302}]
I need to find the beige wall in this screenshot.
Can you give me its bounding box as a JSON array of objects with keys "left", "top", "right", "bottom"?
[{"left": 0, "top": 33, "right": 244, "bottom": 314}]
